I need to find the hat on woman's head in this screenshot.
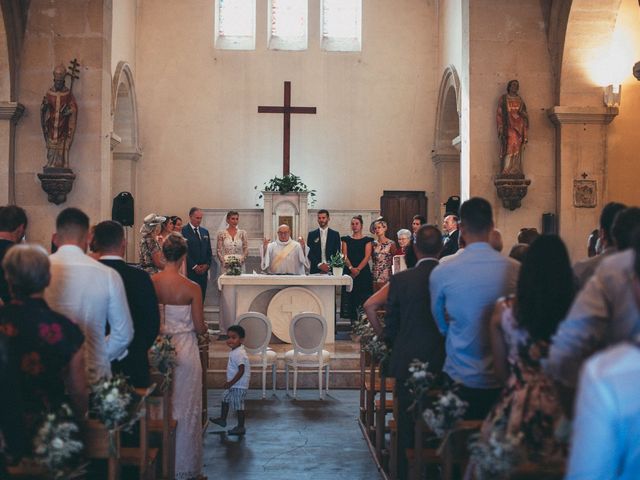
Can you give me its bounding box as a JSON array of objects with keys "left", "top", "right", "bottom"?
[{"left": 143, "top": 213, "right": 166, "bottom": 226}]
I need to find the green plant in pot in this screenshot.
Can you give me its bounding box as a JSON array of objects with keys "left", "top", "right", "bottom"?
[
  {"left": 254, "top": 173, "right": 317, "bottom": 206},
  {"left": 329, "top": 252, "right": 345, "bottom": 276}
]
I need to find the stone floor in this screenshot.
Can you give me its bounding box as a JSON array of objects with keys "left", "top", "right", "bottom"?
[{"left": 202, "top": 389, "right": 382, "bottom": 480}]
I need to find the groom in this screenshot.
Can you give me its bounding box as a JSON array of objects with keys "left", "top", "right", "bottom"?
[
  {"left": 182, "top": 207, "right": 213, "bottom": 301},
  {"left": 307, "top": 209, "right": 341, "bottom": 274}
]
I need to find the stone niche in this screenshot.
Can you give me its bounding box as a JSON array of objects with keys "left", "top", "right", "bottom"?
[{"left": 262, "top": 191, "right": 309, "bottom": 242}]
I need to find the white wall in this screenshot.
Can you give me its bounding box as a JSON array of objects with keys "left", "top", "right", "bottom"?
[{"left": 134, "top": 0, "right": 439, "bottom": 222}]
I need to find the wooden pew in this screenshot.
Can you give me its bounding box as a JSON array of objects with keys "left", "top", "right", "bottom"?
[
  {"left": 437, "top": 420, "right": 482, "bottom": 480},
  {"left": 120, "top": 385, "right": 160, "bottom": 479},
  {"left": 147, "top": 372, "right": 177, "bottom": 480}
]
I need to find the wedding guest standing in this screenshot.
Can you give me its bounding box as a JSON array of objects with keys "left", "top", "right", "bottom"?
[
  {"left": 139, "top": 213, "right": 166, "bottom": 274},
  {"left": 0, "top": 205, "right": 28, "bottom": 305},
  {"left": 182, "top": 207, "right": 213, "bottom": 301},
  {"left": 1, "top": 244, "right": 86, "bottom": 455},
  {"left": 307, "top": 209, "right": 341, "bottom": 274},
  {"left": 157, "top": 216, "right": 175, "bottom": 245},
  {"left": 152, "top": 234, "right": 206, "bottom": 480},
  {"left": 371, "top": 220, "right": 397, "bottom": 292},
  {"left": 94, "top": 221, "right": 160, "bottom": 388},
  {"left": 341, "top": 215, "right": 373, "bottom": 324},
  {"left": 217, "top": 210, "right": 249, "bottom": 272}
]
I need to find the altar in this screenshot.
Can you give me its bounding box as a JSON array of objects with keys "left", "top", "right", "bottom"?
[{"left": 218, "top": 274, "right": 353, "bottom": 344}]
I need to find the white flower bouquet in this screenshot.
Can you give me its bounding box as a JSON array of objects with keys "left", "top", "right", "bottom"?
[
  {"left": 468, "top": 419, "right": 525, "bottom": 480},
  {"left": 353, "top": 309, "right": 388, "bottom": 360},
  {"left": 224, "top": 255, "right": 242, "bottom": 276},
  {"left": 405, "top": 359, "right": 436, "bottom": 412},
  {"left": 422, "top": 391, "right": 468, "bottom": 438},
  {"left": 90, "top": 374, "right": 136, "bottom": 430},
  {"left": 149, "top": 334, "right": 177, "bottom": 391},
  {"left": 32, "top": 404, "right": 85, "bottom": 479}
]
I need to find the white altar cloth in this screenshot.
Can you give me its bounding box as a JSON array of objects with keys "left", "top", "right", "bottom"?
[{"left": 218, "top": 274, "right": 353, "bottom": 344}]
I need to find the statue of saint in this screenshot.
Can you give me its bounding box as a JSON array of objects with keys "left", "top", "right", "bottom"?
[
  {"left": 41, "top": 64, "right": 78, "bottom": 169},
  {"left": 497, "top": 79, "right": 528, "bottom": 176}
]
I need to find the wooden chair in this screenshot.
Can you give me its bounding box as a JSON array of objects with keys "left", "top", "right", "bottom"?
[
  {"left": 374, "top": 366, "right": 394, "bottom": 463},
  {"left": 437, "top": 420, "right": 482, "bottom": 480},
  {"left": 79, "top": 418, "right": 123, "bottom": 480},
  {"left": 147, "top": 372, "right": 177, "bottom": 480},
  {"left": 120, "top": 385, "right": 160, "bottom": 479}
]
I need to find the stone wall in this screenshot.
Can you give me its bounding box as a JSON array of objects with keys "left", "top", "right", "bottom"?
[{"left": 14, "top": 0, "right": 113, "bottom": 247}]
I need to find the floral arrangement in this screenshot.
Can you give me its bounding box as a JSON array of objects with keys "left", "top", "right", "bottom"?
[
  {"left": 405, "top": 359, "right": 436, "bottom": 412},
  {"left": 149, "top": 335, "right": 178, "bottom": 391},
  {"left": 254, "top": 173, "right": 317, "bottom": 206},
  {"left": 32, "top": 404, "right": 85, "bottom": 479},
  {"left": 90, "top": 374, "right": 137, "bottom": 430},
  {"left": 468, "top": 420, "right": 525, "bottom": 480},
  {"left": 224, "top": 255, "right": 243, "bottom": 276},
  {"left": 422, "top": 391, "right": 468, "bottom": 438},
  {"left": 353, "top": 308, "right": 388, "bottom": 361},
  {"left": 328, "top": 252, "right": 345, "bottom": 269}
]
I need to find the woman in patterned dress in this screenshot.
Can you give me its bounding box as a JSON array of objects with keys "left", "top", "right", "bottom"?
[
  {"left": 371, "top": 220, "right": 397, "bottom": 292},
  {"left": 216, "top": 210, "right": 249, "bottom": 273}
]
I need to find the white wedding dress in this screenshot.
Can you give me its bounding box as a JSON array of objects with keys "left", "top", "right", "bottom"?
[{"left": 161, "top": 304, "right": 202, "bottom": 480}]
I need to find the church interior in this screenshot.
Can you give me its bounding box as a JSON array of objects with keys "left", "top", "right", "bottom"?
[{"left": 1, "top": 0, "right": 640, "bottom": 478}]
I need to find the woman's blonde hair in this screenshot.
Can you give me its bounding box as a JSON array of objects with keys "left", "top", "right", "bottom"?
[{"left": 162, "top": 232, "right": 188, "bottom": 261}]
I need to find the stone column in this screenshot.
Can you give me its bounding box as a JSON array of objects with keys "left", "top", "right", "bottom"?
[
  {"left": 0, "top": 101, "right": 25, "bottom": 204},
  {"left": 547, "top": 106, "right": 618, "bottom": 259}
]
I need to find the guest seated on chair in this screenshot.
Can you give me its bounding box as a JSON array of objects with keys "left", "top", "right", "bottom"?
[{"left": 261, "top": 224, "right": 309, "bottom": 275}]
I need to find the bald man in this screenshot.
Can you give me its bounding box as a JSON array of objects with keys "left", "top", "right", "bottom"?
[{"left": 261, "top": 225, "right": 310, "bottom": 275}]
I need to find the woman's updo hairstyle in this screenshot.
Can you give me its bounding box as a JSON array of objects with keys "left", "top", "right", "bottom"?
[
  {"left": 162, "top": 232, "right": 188, "bottom": 261},
  {"left": 352, "top": 215, "right": 363, "bottom": 225}
]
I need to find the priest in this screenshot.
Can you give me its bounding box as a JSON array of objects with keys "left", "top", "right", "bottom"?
[{"left": 261, "top": 224, "right": 310, "bottom": 275}]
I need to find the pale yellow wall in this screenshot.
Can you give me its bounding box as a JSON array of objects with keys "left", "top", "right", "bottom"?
[
  {"left": 134, "top": 0, "right": 439, "bottom": 222},
  {"left": 14, "top": 0, "right": 113, "bottom": 248},
  {"left": 466, "top": 0, "right": 556, "bottom": 253},
  {"left": 111, "top": 0, "right": 137, "bottom": 74},
  {"left": 606, "top": 0, "right": 640, "bottom": 207}
]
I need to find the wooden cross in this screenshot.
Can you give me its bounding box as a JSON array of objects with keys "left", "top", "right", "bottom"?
[{"left": 258, "top": 81, "right": 317, "bottom": 176}]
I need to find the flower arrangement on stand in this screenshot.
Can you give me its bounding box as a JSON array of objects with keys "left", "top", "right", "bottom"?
[
  {"left": 468, "top": 418, "right": 525, "bottom": 480},
  {"left": 353, "top": 308, "right": 388, "bottom": 361},
  {"left": 149, "top": 334, "right": 178, "bottom": 391},
  {"left": 90, "top": 373, "right": 138, "bottom": 431},
  {"left": 224, "top": 255, "right": 242, "bottom": 276},
  {"left": 405, "top": 359, "right": 436, "bottom": 412},
  {"left": 32, "top": 404, "right": 85, "bottom": 479},
  {"left": 254, "top": 173, "right": 317, "bottom": 206},
  {"left": 422, "top": 391, "right": 468, "bottom": 438}
]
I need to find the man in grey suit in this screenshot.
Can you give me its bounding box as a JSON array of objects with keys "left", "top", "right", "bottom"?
[{"left": 384, "top": 224, "right": 445, "bottom": 479}]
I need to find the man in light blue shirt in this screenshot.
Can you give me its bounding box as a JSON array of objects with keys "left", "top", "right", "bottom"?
[
  {"left": 567, "top": 340, "right": 640, "bottom": 479},
  {"left": 430, "top": 197, "right": 519, "bottom": 419}
]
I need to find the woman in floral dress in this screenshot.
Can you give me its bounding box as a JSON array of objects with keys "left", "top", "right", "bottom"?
[
  {"left": 216, "top": 210, "right": 249, "bottom": 272},
  {"left": 468, "top": 235, "right": 575, "bottom": 479},
  {"left": 371, "top": 220, "right": 397, "bottom": 292}
]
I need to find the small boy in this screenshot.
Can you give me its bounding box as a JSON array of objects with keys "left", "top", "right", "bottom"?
[{"left": 210, "top": 325, "right": 250, "bottom": 435}]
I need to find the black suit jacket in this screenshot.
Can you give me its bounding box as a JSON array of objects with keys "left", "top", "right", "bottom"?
[
  {"left": 181, "top": 224, "right": 213, "bottom": 282},
  {"left": 100, "top": 258, "right": 160, "bottom": 387},
  {"left": 307, "top": 228, "right": 341, "bottom": 274},
  {"left": 383, "top": 258, "right": 445, "bottom": 381},
  {"left": 439, "top": 229, "right": 459, "bottom": 259}
]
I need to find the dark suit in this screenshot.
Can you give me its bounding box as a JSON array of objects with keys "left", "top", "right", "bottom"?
[
  {"left": 0, "top": 239, "right": 15, "bottom": 304},
  {"left": 384, "top": 258, "right": 445, "bottom": 479},
  {"left": 182, "top": 224, "right": 213, "bottom": 300},
  {"left": 100, "top": 258, "right": 160, "bottom": 388},
  {"left": 307, "top": 228, "right": 341, "bottom": 274},
  {"left": 439, "top": 229, "right": 459, "bottom": 259}
]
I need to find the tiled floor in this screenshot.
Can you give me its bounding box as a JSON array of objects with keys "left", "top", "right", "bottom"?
[{"left": 202, "top": 389, "right": 382, "bottom": 480}]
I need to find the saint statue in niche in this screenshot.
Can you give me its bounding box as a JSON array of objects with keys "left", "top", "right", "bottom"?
[
  {"left": 41, "top": 63, "right": 78, "bottom": 169},
  {"left": 496, "top": 79, "right": 529, "bottom": 176}
]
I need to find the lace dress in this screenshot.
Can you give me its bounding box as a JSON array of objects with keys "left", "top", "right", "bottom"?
[
  {"left": 160, "top": 304, "right": 202, "bottom": 480},
  {"left": 216, "top": 229, "right": 249, "bottom": 272},
  {"left": 372, "top": 239, "right": 396, "bottom": 290}
]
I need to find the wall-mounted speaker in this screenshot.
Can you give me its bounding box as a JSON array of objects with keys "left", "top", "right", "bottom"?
[{"left": 112, "top": 192, "right": 134, "bottom": 227}]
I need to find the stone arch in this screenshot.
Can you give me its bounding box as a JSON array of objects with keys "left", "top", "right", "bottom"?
[
  {"left": 111, "top": 61, "right": 142, "bottom": 260},
  {"left": 432, "top": 65, "right": 461, "bottom": 221}
]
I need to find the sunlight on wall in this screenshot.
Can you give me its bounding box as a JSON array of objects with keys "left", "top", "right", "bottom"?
[{"left": 587, "top": 19, "right": 636, "bottom": 87}]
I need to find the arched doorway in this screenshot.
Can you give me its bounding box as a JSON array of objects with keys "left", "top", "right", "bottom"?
[
  {"left": 432, "top": 65, "right": 461, "bottom": 221},
  {"left": 111, "top": 61, "right": 142, "bottom": 260}
]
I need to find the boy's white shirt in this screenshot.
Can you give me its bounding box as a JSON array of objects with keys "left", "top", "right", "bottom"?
[{"left": 227, "top": 345, "right": 251, "bottom": 389}]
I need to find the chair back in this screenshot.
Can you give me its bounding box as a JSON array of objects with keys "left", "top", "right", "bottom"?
[
  {"left": 289, "top": 313, "right": 327, "bottom": 354},
  {"left": 237, "top": 312, "right": 272, "bottom": 354}
]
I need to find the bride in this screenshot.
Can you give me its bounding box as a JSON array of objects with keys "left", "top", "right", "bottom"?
[{"left": 152, "top": 233, "right": 207, "bottom": 480}]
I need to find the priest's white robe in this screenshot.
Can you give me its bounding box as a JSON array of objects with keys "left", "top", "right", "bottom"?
[{"left": 261, "top": 239, "right": 310, "bottom": 275}]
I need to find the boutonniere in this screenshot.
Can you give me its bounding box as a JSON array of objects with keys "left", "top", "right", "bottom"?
[
  {"left": 314, "top": 238, "right": 319, "bottom": 243},
  {"left": 203, "top": 235, "right": 209, "bottom": 240}
]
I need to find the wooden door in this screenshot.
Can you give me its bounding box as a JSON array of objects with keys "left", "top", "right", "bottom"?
[{"left": 380, "top": 191, "right": 428, "bottom": 241}]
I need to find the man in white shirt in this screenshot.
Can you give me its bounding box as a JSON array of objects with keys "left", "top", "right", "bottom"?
[
  {"left": 45, "top": 208, "right": 133, "bottom": 384},
  {"left": 261, "top": 224, "right": 309, "bottom": 275}
]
